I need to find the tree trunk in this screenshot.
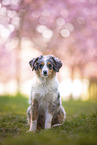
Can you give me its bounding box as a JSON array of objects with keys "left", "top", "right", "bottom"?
[{"left": 70, "top": 66, "right": 75, "bottom": 100}]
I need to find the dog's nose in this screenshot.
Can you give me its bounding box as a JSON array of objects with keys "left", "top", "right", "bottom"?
[{"left": 43, "top": 70, "right": 47, "bottom": 75}]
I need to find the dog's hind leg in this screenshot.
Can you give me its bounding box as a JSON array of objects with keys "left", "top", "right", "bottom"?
[{"left": 52, "top": 106, "right": 66, "bottom": 127}]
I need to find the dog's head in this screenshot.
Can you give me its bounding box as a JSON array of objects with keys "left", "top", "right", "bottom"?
[{"left": 29, "top": 55, "right": 62, "bottom": 78}]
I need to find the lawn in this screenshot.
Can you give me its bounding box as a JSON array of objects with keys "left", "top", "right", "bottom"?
[{"left": 0, "top": 94, "right": 97, "bottom": 145}]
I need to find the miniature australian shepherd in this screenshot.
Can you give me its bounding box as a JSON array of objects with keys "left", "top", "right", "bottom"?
[{"left": 27, "top": 55, "right": 66, "bottom": 132}]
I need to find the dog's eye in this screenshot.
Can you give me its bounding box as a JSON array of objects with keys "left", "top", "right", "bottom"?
[
  {"left": 48, "top": 64, "right": 52, "bottom": 69},
  {"left": 39, "top": 64, "right": 43, "bottom": 69}
]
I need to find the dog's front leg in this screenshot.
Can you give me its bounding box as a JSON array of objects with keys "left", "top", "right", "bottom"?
[
  {"left": 45, "top": 101, "right": 58, "bottom": 129},
  {"left": 45, "top": 110, "right": 53, "bottom": 129},
  {"left": 29, "top": 99, "right": 39, "bottom": 132},
  {"left": 45, "top": 102, "right": 55, "bottom": 129}
]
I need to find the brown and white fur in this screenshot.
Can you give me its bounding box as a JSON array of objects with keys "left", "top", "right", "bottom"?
[{"left": 27, "top": 55, "right": 66, "bottom": 132}]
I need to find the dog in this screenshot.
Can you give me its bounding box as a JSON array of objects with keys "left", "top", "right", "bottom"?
[{"left": 27, "top": 55, "right": 66, "bottom": 132}]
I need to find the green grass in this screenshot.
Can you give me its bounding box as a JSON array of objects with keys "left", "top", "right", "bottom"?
[{"left": 0, "top": 95, "right": 97, "bottom": 145}]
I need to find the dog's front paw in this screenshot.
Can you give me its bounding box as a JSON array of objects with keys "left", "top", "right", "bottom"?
[
  {"left": 29, "top": 120, "right": 37, "bottom": 133},
  {"left": 28, "top": 125, "right": 37, "bottom": 133},
  {"left": 28, "top": 128, "right": 36, "bottom": 133}
]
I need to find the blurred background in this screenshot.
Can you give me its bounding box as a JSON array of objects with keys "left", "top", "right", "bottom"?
[{"left": 0, "top": 0, "right": 97, "bottom": 101}]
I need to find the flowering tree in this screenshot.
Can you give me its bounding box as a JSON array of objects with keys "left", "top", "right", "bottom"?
[{"left": 0, "top": 0, "right": 97, "bottom": 93}]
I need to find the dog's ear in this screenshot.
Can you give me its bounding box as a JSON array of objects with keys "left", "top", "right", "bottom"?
[
  {"left": 29, "top": 57, "right": 39, "bottom": 71},
  {"left": 51, "top": 56, "right": 62, "bottom": 72}
]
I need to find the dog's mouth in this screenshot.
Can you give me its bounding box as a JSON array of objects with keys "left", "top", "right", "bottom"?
[{"left": 42, "top": 74, "right": 48, "bottom": 77}]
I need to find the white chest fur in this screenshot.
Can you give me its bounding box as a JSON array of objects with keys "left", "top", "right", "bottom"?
[{"left": 29, "top": 76, "right": 59, "bottom": 108}]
